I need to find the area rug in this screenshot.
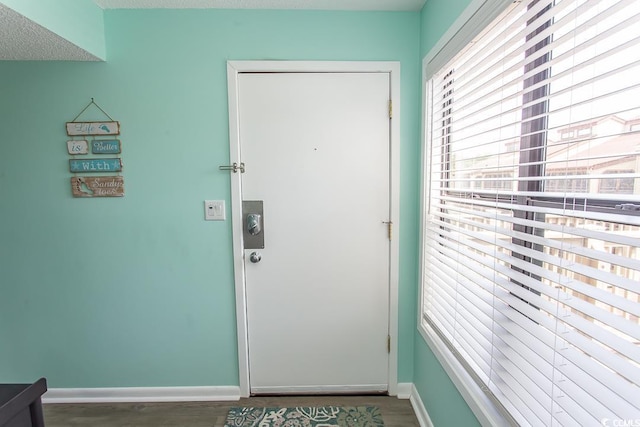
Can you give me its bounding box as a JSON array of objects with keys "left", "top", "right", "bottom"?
[{"left": 224, "top": 406, "right": 384, "bottom": 427}]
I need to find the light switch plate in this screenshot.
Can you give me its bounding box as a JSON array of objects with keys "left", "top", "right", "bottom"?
[{"left": 204, "top": 200, "right": 225, "bottom": 221}]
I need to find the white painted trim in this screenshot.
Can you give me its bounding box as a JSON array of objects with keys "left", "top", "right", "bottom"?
[
  {"left": 409, "top": 384, "right": 435, "bottom": 427},
  {"left": 387, "top": 60, "right": 401, "bottom": 399},
  {"left": 226, "top": 62, "right": 250, "bottom": 398},
  {"left": 396, "top": 383, "right": 412, "bottom": 400},
  {"left": 228, "top": 60, "right": 401, "bottom": 74},
  {"left": 422, "top": 0, "right": 513, "bottom": 79},
  {"left": 226, "top": 60, "right": 401, "bottom": 397},
  {"left": 42, "top": 386, "right": 241, "bottom": 404},
  {"left": 418, "top": 1, "right": 515, "bottom": 426}
]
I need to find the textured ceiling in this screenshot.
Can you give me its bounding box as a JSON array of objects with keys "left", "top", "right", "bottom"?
[
  {"left": 0, "top": 4, "right": 100, "bottom": 61},
  {"left": 95, "top": 0, "right": 426, "bottom": 11}
]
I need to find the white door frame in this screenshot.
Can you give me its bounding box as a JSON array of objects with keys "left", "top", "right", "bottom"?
[{"left": 226, "top": 60, "right": 401, "bottom": 397}]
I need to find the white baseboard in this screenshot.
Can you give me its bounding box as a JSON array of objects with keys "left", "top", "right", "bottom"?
[
  {"left": 43, "top": 385, "right": 241, "bottom": 404},
  {"left": 396, "top": 382, "right": 412, "bottom": 399},
  {"left": 43, "top": 382, "right": 434, "bottom": 427},
  {"left": 409, "top": 384, "right": 434, "bottom": 427}
]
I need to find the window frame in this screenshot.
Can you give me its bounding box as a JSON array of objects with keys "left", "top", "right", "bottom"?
[
  {"left": 419, "top": 2, "right": 518, "bottom": 425},
  {"left": 420, "top": 0, "right": 640, "bottom": 424}
]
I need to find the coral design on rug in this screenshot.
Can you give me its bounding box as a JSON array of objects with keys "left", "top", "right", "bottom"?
[{"left": 224, "top": 406, "right": 384, "bottom": 427}]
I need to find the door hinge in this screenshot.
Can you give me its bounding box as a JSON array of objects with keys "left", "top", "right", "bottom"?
[
  {"left": 382, "top": 221, "right": 393, "bottom": 240},
  {"left": 388, "top": 100, "right": 393, "bottom": 119},
  {"left": 387, "top": 335, "right": 391, "bottom": 353}
]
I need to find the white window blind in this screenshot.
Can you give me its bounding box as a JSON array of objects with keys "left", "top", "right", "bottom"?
[{"left": 421, "top": 0, "right": 640, "bottom": 425}]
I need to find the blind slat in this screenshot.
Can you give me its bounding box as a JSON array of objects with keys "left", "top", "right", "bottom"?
[
  {"left": 430, "top": 201, "right": 640, "bottom": 294},
  {"left": 427, "top": 225, "right": 640, "bottom": 365},
  {"left": 435, "top": 1, "right": 640, "bottom": 120},
  {"left": 425, "top": 257, "right": 640, "bottom": 406}
]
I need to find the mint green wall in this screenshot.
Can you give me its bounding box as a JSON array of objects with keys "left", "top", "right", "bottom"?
[
  {"left": 420, "top": 0, "right": 471, "bottom": 58},
  {"left": 0, "top": 0, "right": 105, "bottom": 59},
  {"left": 414, "top": 340, "right": 480, "bottom": 426},
  {"left": 0, "top": 9, "right": 420, "bottom": 388},
  {"left": 415, "top": 1, "right": 481, "bottom": 426}
]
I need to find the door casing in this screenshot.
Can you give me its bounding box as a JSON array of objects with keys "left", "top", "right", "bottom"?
[{"left": 226, "top": 60, "right": 401, "bottom": 397}]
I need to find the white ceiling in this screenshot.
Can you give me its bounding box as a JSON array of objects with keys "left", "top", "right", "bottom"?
[
  {"left": 0, "top": 0, "right": 425, "bottom": 61},
  {"left": 95, "top": 0, "right": 426, "bottom": 11}
]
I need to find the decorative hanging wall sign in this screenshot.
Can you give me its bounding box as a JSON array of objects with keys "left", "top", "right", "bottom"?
[
  {"left": 91, "top": 139, "right": 121, "bottom": 154},
  {"left": 67, "top": 140, "right": 89, "bottom": 155},
  {"left": 66, "top": 98, "right": 125, "bottom": 198},
  {"left": 69, "top": 158, "right": 122, "bottom": 173},
  {"left": 71, "top": 176, "right": 124, "bottom": 198},
  {"left": 66, "top": 121, "right": 120, "bottom": 136}
]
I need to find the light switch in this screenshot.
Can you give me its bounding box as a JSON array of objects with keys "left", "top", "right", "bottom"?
[{"left": 204, "top": 200, "right": 225, "bottom": 221}]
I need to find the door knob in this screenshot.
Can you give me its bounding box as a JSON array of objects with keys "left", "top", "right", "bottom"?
[{"left": 249, "top": 252, "right": 262, "bottom": 263}]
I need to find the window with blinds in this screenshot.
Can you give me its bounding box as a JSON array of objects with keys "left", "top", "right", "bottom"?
[{"left": 421, "top": 0, "right": 640, "bottom": 425}]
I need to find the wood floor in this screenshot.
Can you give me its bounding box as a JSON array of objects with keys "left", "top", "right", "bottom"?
[{"left": 44, "top": 395, "right": 420, "bottom": 427}]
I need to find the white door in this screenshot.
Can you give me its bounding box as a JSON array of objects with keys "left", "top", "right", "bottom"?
[{"left": 237, "top": 71, "right": 391, "bottom": 394}]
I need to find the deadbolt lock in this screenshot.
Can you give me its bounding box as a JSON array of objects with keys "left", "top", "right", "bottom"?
[{"left": 242, "top": 200, "right": 264, "bottom": 249}]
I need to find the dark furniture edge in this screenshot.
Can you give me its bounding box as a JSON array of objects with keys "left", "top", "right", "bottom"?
[{"left": 0, "top": 378, "right": 47, "bottom": 426}]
